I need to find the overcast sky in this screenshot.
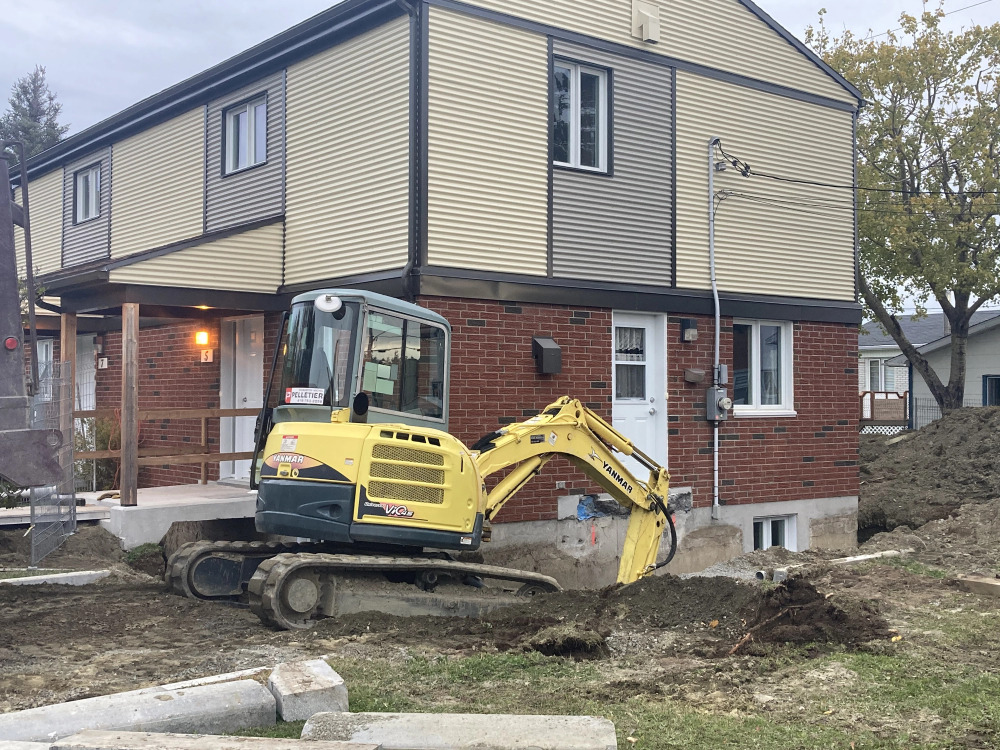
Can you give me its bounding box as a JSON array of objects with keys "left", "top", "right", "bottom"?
[{"left": 1, "top": 0, "right": 998, "bottom": 136}]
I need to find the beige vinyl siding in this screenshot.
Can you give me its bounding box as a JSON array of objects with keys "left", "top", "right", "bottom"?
[
  {"left": 674, "top": 71, "right": 855, "bottom": 301},
  {"left": 284, "top": 18, "right": 410, "bottom": 286},
  {"left": 427, "top": 8, "right": 549, "bottom": 275},
  {"left": 109, "top": 222, "right": 283, "bottom": 293},
  {"left": 454, "top": 0, "right": 854, "bottom": 106},
  {"left": 110, "top": 109, "right": 204, "bottom": 258},
  {"left": 13, "top": 170, "right": 63, "bottom": 275}
]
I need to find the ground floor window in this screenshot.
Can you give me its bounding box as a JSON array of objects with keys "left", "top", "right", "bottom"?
[
  {"left": 984, "top": 375, "right": 1000, "bottom": 406},
  {"left": 753, "top": 515, "right": 796, "bottom": 551}
]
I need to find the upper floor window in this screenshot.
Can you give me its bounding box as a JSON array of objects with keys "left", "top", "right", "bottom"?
[
  {"left": 552, "top": 61, "right": 609, "bottom": 172},
  {"left": 74, "top": 164, "right": 101, "bottom": 223},
  {"left": 733, "top": 320, "right": 794, "bottom": 415},
  {"left": 224, "top": 96, "right": 267, "bottom": 174}
]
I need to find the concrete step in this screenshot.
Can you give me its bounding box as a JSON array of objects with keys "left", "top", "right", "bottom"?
[
  {"left": 0, "top": 680, "right": 275, "bottom": 742},
  {"left": 53, "top": 730, "right": 378, "bottom": 750},
  {"left": 302, "top": 712, "right": 618, "bottom": 750}
]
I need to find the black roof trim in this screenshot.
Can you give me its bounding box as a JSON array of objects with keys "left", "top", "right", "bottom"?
[
  {"left": 21, "top": 0, "right": 403, "bottom": 180},
  {"left": 736, "top": 0, "right": 864, "bottom": 103}
]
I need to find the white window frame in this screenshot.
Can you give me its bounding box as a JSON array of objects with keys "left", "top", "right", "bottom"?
[
  {"left": 752, "top": 514, "right": 797, "bottom": 552},
  {"left": 552, "top": 60, "right": 609, "bottom": 173},
  {"left": 224, "top": 95, "right": 267, "bottom": 174},
  {"left": 74, "top": 164, "right": 101, "bottom": 223},
  {"left": 733, "top": 319, "right": 795, "bottom": 418}
]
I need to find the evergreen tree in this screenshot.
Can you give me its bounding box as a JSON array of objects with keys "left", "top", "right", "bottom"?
[{"left": 0, "top": 66, "right": 69, "bottom": 159}]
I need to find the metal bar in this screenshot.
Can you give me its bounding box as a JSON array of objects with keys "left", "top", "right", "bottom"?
[
  {"left": 200, "top": 416, "right": 207, "bottom": 484},
  {"left": 12, "top": 142, "right": 40, "bottom": 396},
  {"left": 73, "top": 407, "right": 260, "bottom": 420}
]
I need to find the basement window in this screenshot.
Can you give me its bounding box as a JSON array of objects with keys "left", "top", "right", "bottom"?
[{"left": 753, "top": 515, "right": 796, "bottom": 551}]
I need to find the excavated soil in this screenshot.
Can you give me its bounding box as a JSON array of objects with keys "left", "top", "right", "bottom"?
[{"left": 860, "top": 407, "right": 1000, "bottom": 533}]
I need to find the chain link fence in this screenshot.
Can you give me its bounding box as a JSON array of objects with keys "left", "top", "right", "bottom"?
[
  {"left": 28, "top": 361, "right": 77, "bottom": 566},
  {"left": 911, "top": 397, "right": 983, "bottom": 430}
]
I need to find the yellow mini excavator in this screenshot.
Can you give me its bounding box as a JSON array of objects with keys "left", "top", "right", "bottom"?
[{"left": 167, "top": 289, "right": 689, "bottom": 629}]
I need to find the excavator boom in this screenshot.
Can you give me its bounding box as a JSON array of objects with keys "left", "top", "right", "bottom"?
[{"left": 472, "top": 397, "right": 683, "bottom": 584}]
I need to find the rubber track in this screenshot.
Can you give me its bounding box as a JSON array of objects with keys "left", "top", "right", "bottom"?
[
  {"left": 164, "top": 540, "right": 326, "bottom": 602},
  {"left": 248, "top": 552, "right": 563, "bottom": 630}
]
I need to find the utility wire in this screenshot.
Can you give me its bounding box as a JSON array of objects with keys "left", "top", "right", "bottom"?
[
  {"left": 864, "top": 0, "right": 996, "bottom": 40},
  {"left": 714, "top": 143, "right": 1000, "bottom": 196}
]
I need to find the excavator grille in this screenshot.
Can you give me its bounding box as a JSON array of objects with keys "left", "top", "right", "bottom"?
[
  {"left": 372, "top": 444, "right": 444, "bottom": 466},
  {"left": 369, "top": 462, "right": 444, "bottom": 485},
  {"left": 368, "top": 480, "right": 445, "bottom": 505},
  {"left": 369, "top": 443, "right": 446, "bottom": 505}
]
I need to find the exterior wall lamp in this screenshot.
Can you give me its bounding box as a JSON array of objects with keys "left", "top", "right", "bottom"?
[{"left": 195, "top": 330, "right": 209, "bottom": 347}]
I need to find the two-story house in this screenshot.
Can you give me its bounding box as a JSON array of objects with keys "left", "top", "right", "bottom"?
[{"left": 13, "top": 0, "right": 863, "bottom": 572}]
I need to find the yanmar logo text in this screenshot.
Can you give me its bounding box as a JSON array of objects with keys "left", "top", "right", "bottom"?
[
  {"left": 273, "top": 454, "right": 304, "bottom": 464},
  {"left": 603, "top": 461, "right": 633, "bottom": 494}
]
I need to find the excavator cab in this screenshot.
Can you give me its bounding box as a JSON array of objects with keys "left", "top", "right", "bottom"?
[{"left": 252, "top": 290, "right": 486, "bottom": 552}]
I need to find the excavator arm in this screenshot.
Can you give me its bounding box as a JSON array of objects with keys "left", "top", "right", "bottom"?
[{"left": 471, "top": 397, "right": 686, "bottom": 584}]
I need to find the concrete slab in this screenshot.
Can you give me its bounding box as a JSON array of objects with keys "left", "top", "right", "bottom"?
[
  {"left": 0, "top": 680, "right": 275, "bottom": 742},
  {"left": 0, "top": 503, "right": 109, "bottom": 527},
  {"left": 956, "top": 574, "right": 1000, "bottom": 598},
  {"left": 268, "top": 659, "right": 349, "bottom": 721},
  {"left": 53, "top": 731, "right": 378, "bottom": 750},
  {"left": 301, "top": 712, "right": 618, "bottom": 750},
  {"left": 0, "top": 570, "right": 110, "bottom": 587},
  {"left": 0, "top": 742, "right": 52, "bottom": 750},
  {"left": 99, "top": 484, "right": 256, "bottom": 550}
]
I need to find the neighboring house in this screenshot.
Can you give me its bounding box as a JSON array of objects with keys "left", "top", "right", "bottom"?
[
  {"left": 885, "top": 312, "right": 1000, "bottom": 428},
  {"left": 859, "top": 311, "right": 1000, "bottom": 395},
  {"left": 10, "top": 0, "right": 864, "bottom": 570}
]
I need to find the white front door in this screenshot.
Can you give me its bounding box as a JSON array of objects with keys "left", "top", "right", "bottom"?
[
  {"left": 611, "top": 313, "right": 667, "bottom": 480},
  {"left": 220, "top": 316, "right": 264, "bottom": 480}
]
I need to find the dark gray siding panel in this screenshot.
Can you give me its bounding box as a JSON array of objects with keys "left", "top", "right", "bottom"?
[
  {"left": 205, "top": 72, "right": 285, "bottom": 232},
  {"left": 552, "top": 40, "right": 673, "bottom": 285},
  {"left": 62, "top": 148, "right": 111, "bottom": 267}
]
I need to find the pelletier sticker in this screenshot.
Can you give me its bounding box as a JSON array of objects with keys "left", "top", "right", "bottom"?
[{"left": 285, "top": 387, "right": 325, "bottom": 405}]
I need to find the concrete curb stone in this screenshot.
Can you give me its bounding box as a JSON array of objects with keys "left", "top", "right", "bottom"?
[
  {"left": 268, "top": 659, "right": 349, "bottom": 721},
  {"left": 52, "top": 730, "right": 379, "bottom": 750},
  {"left": 0, "top": 681, "right": 275, "bottom": 742},
  {"left": 302, "top": 712, "right": 619, "bottom": 749}
]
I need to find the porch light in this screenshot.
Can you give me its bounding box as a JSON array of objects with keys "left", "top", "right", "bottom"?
[{"left": 195, "top": 331, "right": 209, "bottom": 346}]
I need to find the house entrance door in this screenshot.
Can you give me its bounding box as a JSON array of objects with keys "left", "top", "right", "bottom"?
[
  {"left": 220, "top": 316, "right": 264, "bottom": 480},
  {"left": 611, "top": 313, "right": 667, "bottom": 479}
]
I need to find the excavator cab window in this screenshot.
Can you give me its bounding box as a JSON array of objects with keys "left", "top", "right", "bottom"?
[
  {"left": 280, "top": 300, "right": 360, "bottom": 408},
  {"left": 361, "top": 311, "right": 446, "bottom": 420}
]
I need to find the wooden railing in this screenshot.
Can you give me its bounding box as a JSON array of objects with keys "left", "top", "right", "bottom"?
[
  {"left": 73, "top": 407, "right": 260, "bottom": 484},
  {"left": 859, "top": 391, "right": 909, "bottom": 424}
]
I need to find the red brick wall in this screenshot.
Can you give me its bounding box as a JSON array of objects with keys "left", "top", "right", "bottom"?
[
  {"left": 667, "top": 316, "right": 859, "bottom": 509},
  {"left": 418, "top": 296, "right": 613, "bottom": 523},
  {"left": 95, "top": 319, "right": 222, "bottom": 486},
  {"left": 419, "top": 298, "right": 859, "bottom": 522}
]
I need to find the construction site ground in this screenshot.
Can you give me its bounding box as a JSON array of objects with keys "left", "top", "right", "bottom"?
[{"left": 2, "top": 409, "right": 1000, "bottom": 748}]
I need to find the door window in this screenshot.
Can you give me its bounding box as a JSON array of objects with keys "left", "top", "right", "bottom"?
[{"left": 615, "top": 326, "right": 646, "bottom": 400}]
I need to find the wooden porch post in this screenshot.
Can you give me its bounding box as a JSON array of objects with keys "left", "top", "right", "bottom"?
[
  {"left": 59, "top": 313, "right": 77, "bottom": 435},
  {"left": 121, "top": 303, "right": 139, "bottom": 506}
]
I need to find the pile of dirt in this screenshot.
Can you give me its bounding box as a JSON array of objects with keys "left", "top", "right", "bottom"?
[
  {"left": 859, "top": 407, "right": 1000, "bottom": 533},
  {"left": 732, "top": 577, "right": 889, "bottom": 654},
  {"left": 0, "top": 523, "right": 123, "bottom": 570},
  {"left": 312, "top": 574, "right": 889, "bottom": 659}
]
